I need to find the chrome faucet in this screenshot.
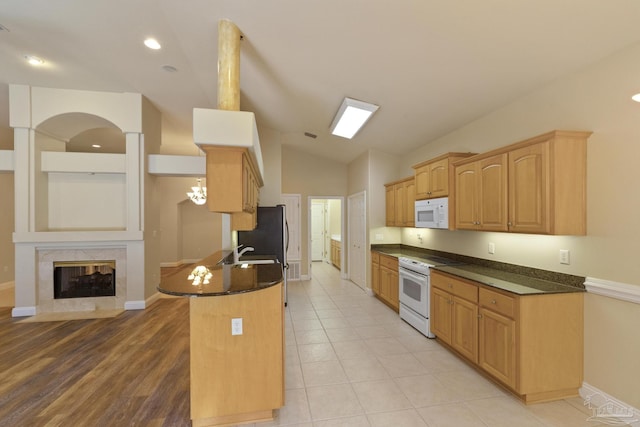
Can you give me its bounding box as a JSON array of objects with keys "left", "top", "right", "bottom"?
[{"left": 233, "top": 245, "right": 254, "bottom": 263}]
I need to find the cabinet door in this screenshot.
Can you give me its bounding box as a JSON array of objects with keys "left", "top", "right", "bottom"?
[
  {"left": 478, "top": 154, "right": 508, "bottom": 231},
  {"left": 454, "top": 162, "right": 478, "bottom": 230},
  {"left": 385, "top": 185, "right": 395, "bottom": 226},
  {"left": 404, "top": 179, "right": 415, "bottom": 227},
  {"left": 428, "top": 158, "right": 449, "bottom": 198},
  {"left": 380, "top": 266, "right": 392, "bottom": 303},
  {"left": 394, "top": 183, "right": 404, "bottom": 227},
  {"left": 371, "top": 261, "right": 380, "bottom": 295},
  {"left": 452, "top": 296, "right": 478, "bottom": 363},
  {"left": 388, "top": 269, "right": 399, "bottom": 310},
  {"left": 508, "top": 141, "right": 549, "bottom": 234},
  {"left": 431, "top": 287, "right": 452, "bottom": 345},
  {"left": 479, "top": 308, "right": 516, "bottom": 389},
  {"left": 414, "top": 164, "right": 429, "bottom": 199}
]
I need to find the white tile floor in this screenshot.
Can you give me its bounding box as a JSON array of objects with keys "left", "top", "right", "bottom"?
[{"left": 248, "top": 261, "right": 603, "bottom": 427}]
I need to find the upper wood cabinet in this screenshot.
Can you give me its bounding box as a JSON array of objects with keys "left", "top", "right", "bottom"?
[
  {"left": 200, "top": 146, "right": 263, "bottom": 230},
  {"left": 412, "top": 153, "right": 476, "bottom": 200},
  {"left": 384, "top": 176, "right": 415, "bottom": 227},
  {"left": 455, "top": 153, "right": 509, "bottom": 231},
  {"left": 454, "top": 130, "right": 590, "bottom": 235}
]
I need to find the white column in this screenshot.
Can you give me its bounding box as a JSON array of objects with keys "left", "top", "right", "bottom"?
[{"left": 125, "top": 132, "right": 141, "bottom": 232}]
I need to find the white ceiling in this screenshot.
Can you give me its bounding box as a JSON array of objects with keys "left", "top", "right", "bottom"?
[{"left": 1, "top": 0, "right": 640, "bottom": 162}]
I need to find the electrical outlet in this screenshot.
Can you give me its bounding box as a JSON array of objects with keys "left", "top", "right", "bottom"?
[
  {"left": 488, "top": 242, "right": 495, "bottom": 254},
  {"left": 559, "top": 249, "right": 570, "bottom": 265},
  {"left": 231, "top": 318, "right": 243, "bottom": 335},
  {"left": 375, "top": 233, "right": 384, "bottom": 241}
]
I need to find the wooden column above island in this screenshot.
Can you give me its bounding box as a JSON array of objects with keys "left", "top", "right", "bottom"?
[{"left": 158, "top": 251, "right": 285, "bottom": 426}]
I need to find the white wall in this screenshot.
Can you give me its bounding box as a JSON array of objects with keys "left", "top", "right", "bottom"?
[{"left": 393, "top": 41, "right": 640, "bottom": 408}]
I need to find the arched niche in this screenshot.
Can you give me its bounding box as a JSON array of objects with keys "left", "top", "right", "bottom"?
[{"left": 36, "top": 112, "right": 125, "bottom": 153}]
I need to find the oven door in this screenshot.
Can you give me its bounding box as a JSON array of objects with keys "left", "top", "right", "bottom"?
[{"left": 398, "top": 267, "right": 429, "bottom": 317}]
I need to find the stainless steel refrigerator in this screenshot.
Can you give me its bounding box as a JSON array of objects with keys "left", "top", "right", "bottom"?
[{"left": 237, "top": 205, "right": 289, "bottom": 305}]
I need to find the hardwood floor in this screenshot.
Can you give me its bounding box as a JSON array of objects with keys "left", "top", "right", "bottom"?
[{"left": 0, "top": 298, "right": 191, "bottom": 426}]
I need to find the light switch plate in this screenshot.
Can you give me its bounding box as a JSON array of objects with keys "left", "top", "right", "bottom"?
[
  {"left": 231, "top": 318, "right": 243, "bottom": 335},
  {"left": 488, "top": 242, "right": 495, "bottom": 254},
  {"left": 559, "top": 249, "right": 570, "bottom": 265}
]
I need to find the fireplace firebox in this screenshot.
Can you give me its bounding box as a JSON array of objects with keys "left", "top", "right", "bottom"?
[{"left": 53, "top": 261, "right": 116, "bottom": 299}]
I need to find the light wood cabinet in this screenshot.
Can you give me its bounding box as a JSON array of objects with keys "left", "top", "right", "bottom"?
[
  {"left": 384, "top": 176, "right": 415, "bottom": 227},
  {"left": 431, "top": 272, "right": 479, "bottom": 363},
  {"left": 371, "top": 251, "right": 380, "bottom": 296},
  {"left": 371, "top": 252, "right": 399, "bottom": 312},
  {"left": 453, "top": 130, "right": 590, "bottom": 235},
  {"left": 412, "top": 153, "right": 476, "bottom": 200},
  {"left": 455, "top": 153, "right": 509, "bottom": 231},
  {"left": 330, "top": 239, "right": 341, "bottom": 269},
  {"left": 479, "top": 305, "right": 516, "bottom": 389},
  {"left": 190, "top": 283, "right": 284, "bottom": 425},
  {"left": 430, "top": 269, "right": 583, "bottom": 404},
  {"left": 201, "top": 146, "right": 263, "bottom": 231},
  {"left": 385, "top": 185, "right": 395, "bottom": 226}
]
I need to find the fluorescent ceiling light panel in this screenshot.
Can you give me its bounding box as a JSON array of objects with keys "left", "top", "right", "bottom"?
[{"left": 330, "top": 97, "right": 379, "bottom": 139}]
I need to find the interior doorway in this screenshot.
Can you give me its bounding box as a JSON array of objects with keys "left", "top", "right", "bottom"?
[{"left": 308, "top": 196, "right": 345, "bottom": 279}]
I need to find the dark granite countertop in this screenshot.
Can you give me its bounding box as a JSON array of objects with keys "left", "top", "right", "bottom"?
[
  {"left": 431, "top": 265, "right": 583, "bottom": 295},
  {"left": 371, "top": 244, "right": 585, "bottom": 296},
  {"left": 158, "top": 251, "right": 283, "bottom": 297}
]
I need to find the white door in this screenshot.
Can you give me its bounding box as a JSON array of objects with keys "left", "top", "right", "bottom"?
[
  {"left": 348, "top": 191, "right": 366, "bottom": 289},
  {"left": 311, "top": 200, "right": 325, "bottom": 261},
  {"left": 282, "top": 194, "right": 301, "bottom": 261}
]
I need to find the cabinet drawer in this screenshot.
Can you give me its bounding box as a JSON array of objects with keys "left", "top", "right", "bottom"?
[
  {"left": 379, "top": 254, "right": 398, "bottom": 270},
  {"left": 479, "top": 287, "right": 516, "bottom": 318},
  {"left": 371, "top": 251, "right": 380, "bottom": 264},
  {"left": 431, "top": 272, "right": 478, "bottom": 303}
]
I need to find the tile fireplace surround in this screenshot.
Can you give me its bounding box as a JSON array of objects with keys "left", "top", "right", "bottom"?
[{"left": 37, "top": 247, "right": 126, "bottom": 313}]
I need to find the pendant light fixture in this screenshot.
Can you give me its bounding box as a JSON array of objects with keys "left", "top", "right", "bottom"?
[{"left": 187, "top": 178, "right": 207, "bottom": 205}]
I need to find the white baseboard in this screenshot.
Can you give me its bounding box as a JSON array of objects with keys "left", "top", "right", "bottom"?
[
  {"left": 160, "top": 261, "right": 182, "bottom": 268},
  {"left": 12, "top": 306, "right": 36, "bottom": 317},
  {"left": 0, "top": 281, "right": 14, "bottom": 291},
  {"left": 365, "top": 287, "right": 374, "bottom": 296},
  {"left": 125, "top": 291, "right": 162, "bottom": 310},
  {"left": 580, "top": 382, "right": 640, "bottom": 426},
  {"left": 584, "top": 277, "right": 640, "bottom": 305}
]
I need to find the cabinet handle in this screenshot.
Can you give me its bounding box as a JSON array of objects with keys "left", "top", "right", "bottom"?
[
  {"left": 448, "top": 283, "right": 453, "bottom": 288},
  {"left": 491, "top": 299, "right": 497, "bottom": 304},
  {"left": 507, "top": 221, "right": 512, "bottom": 227},
  {"left": 477, "top": 314, "right": 483, "bottom": 319}
]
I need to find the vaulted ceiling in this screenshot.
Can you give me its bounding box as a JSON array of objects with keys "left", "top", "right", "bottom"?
[{"left": 1, "top": 0, "right": 640, "bottom": 162}]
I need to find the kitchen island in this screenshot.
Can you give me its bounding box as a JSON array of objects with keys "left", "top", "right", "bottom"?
[{"left": 158, "top": 251, "right": 284, "bottom": 427}]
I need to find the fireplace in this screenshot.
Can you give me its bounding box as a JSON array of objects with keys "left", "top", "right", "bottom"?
[{"left": 53, "top": 261, "right": 116, "bottom": 299}]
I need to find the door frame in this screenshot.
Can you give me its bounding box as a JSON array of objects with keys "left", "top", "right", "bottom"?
[{"left": 307, "top": 196, "right": 346, "bottom": 279}]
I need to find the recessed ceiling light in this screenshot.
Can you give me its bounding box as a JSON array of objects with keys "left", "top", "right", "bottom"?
[
  {"left": 144, "top": 38, "right": 161, "bottom": 50},
  {"left": 92, "top": 144, "right": 101, "bottom": 148},
  {"left": 632, "top": 93, "right": 640, "bottom": 103},
  {"left": 24, "top": 55, "right": 44, "bottom": 66},
  {"left": 162, "top": 65, "right": 178, "bottom": 72}
]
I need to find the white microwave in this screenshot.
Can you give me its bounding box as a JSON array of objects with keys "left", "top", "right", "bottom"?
[{"left": 415, "top": 197, "right": 449, "bottom": 229}]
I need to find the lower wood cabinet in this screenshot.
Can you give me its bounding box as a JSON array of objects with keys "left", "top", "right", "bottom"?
[
  {"left": 370, "top": 251, "right": 399, "bottom": 312},
  {"left": 371, "top": 251, "right": 380, "bottom": 296},
  {"left": 431, "top": 274, "right": 478, "bottom": 363},
  {"left": 430, "top": 269, "right": 583, "bottom": 404},
  {"left": 330, "top": 239, "right": 341, "bottom": 269}
]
